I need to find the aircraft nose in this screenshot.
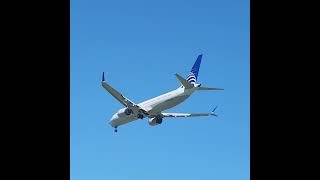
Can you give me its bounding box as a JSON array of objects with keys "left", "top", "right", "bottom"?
[
  {"left": 111, "top": 113, "right": 118, "bottom": 120},
  {"left": 109, "top": 113, "right": 118, "bottom": 127}
]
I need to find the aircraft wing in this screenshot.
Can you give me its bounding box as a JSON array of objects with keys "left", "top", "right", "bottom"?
[
  {"left": 161, "top": 112, "right": 216, "bottom": 117},
  {"left": 101, "top": 73, "right": 149, "bottom": 115},
  {"left": 161, "top": 106, "right": 218, "bottom": 118},
  {"left": 101, "top": 81, "right": 135, "bottom": 107}
]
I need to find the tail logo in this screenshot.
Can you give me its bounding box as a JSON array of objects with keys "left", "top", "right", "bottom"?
[
  {"left": 186, "top": 54, "right": 202, "bottom": 85},
  {"left": 187, "top": 72, "right": 196, "bottom": 84}
]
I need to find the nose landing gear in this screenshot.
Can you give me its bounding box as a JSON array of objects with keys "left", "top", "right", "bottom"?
[{"left": 114, "top": 126, "right": 118, "bottom": 132}]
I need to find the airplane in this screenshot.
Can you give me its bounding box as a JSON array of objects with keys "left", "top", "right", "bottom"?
[{"left": 102, "top": 54, "right": 223, "bottom": 132}]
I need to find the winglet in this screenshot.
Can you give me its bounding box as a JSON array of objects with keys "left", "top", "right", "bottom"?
[
  {"left": 102, "top": 72, "right": 105, "bottom": 82},
  {"left": 211, "top": 106, "right": 218, "bottom": 116}
]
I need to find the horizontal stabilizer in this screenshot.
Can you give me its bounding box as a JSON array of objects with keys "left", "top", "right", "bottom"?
[{"left": 175, "top": 73, "right": 193, "bottom": 89}]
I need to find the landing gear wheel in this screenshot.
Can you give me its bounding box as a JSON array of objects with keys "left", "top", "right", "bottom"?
[
  {"left": 137, "top": 114, "right": 143, "bottom": 119},
  {"left": 114, "top": 126, "right": 118, "bottom": 132}
]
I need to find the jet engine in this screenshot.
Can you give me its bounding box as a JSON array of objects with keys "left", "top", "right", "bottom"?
[
  {"left": 148, "top": 116, "right": 163, "bottom": 126},
  {"left": 118, "top": 108, "right": 133, "bottom": 117},
  {"left": 124, "top": 108, "right": 133, "bottom": 115}
]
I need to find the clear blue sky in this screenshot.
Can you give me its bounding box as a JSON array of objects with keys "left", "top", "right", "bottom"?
[{"left": 71, "top": 0, "right": 250, "bottom": 179}]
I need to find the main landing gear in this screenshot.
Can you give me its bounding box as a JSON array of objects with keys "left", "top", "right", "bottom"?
[
  {"left": 114, "top": 126, "right": 118, "bottom": 132},
  {"left": 137, "top": 114, "right": 144, "bottom": 119}
]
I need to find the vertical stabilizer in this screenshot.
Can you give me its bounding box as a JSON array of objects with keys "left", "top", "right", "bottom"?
[{"left": 186, "top": 54, "right": 202, "bottom": 84}]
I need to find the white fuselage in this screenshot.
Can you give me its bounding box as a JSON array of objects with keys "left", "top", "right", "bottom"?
[{"left": 109, "top": 86, "right": 195, "bottom": 127}]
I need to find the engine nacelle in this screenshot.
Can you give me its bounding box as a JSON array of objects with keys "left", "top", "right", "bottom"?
[
  {"left": 148, "top": 116, "right": 163, "bottom": 126},
  {"left": 124, "top": 108, "right": 133, "bottom": 115},
  {"left": 118, "top": 108, "right": 133, "bottom": 117}
]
